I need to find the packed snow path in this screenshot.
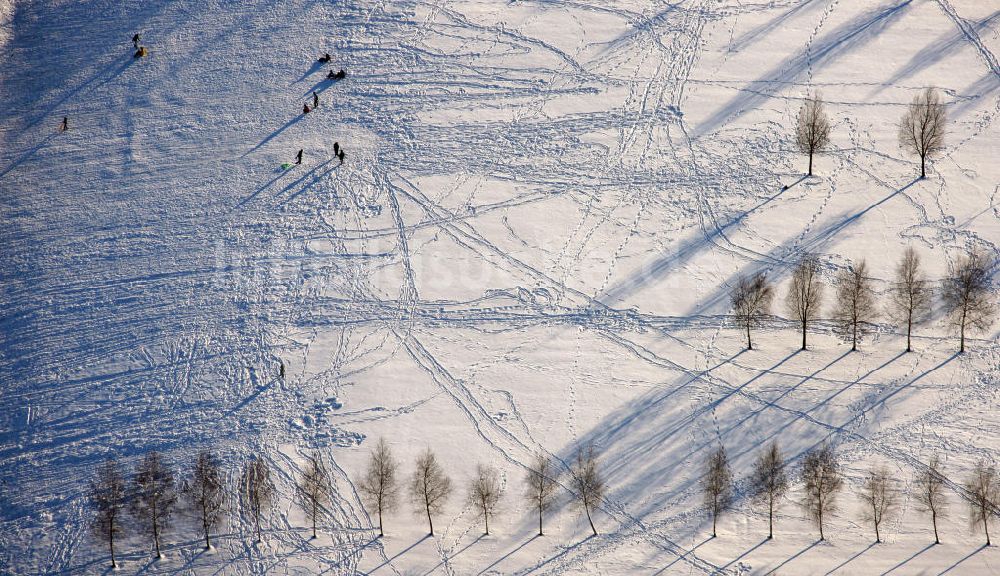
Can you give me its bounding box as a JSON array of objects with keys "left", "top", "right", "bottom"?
[{"left": 1, "top": 0, "right": 999, "bottom": 574}]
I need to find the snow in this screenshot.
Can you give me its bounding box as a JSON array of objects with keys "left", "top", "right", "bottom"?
[{"left": 1, "top": 0, "right": 999, "bottom": 574}]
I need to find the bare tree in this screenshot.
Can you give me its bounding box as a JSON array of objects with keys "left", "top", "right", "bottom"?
[
  {"left": 898, "top": 87, "right": 946, "bottom": 179},
  {"left": 795, "top": 93, "right": 832, "bottom": 176},
  {"left": 572, "top": 445, "right": 605, "bottom": 536},
  {"left": 942, "top": 250, "right": 995, "bottom": 353},
  {"left": 786, "top": 257, "right": 824, "bottom": 350},
  {"left": 468, "top": 464, "right": 503, "bottom": 535},
  {"left": 410, "top": 449, "right": 452, "bottom": 536},
  {"left": 751, "top": 441, "right": 789, "bottom": 539},
  {"left": 832, "top": 259, "right": 877, "bottom": 351},
  {"left": 129, "top": 451, "right": 178, "bottom": 559},
  {"left": 965, "top": 459, "right": 999, "bottom": 546},
  {"left": 801, "top": 444, "right": 843, "bottom": 541},
  {"left": 731, "top": 272, "right": 774, "bottom": 350},
  {"left": 891, "top": 247, "right": 932, "bottom": 352},
  {"left": 186, "top": 451, "right": 225, "bottom": 550},
  {"left": 916, "top": 456, "right": 948, "bottom": 544},
  {"left": 524, "top": 453, "right": 559, "bottom": 536},
  {"left": 89, "top": 457, "right": 127, "bottom": 568},
  {"left": 298, "top": 454, "right": 330, "bottom": 539},
  {"left": 860, "top": 466, "right": 897, "bottom": 543},
  {"left": 704, "top": 445, "right": 733, "bottom": 537},
  {"left": 358, "top": 438, "right": 399, "bottom": 537},
  {"left": 240, "top": 457, "right": 275, "bottom": 543}
]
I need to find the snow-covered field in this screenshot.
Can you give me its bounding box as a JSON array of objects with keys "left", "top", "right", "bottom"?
[{"left": 2, "top": 0, "right": 999, "bottom": 573}]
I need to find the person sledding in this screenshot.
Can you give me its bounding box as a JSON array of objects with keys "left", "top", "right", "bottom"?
[
  {"left": 134, "top": 46, "right": 148, "bottom": 58},
  {"left": 318, "top": 53, "right": 332, "bottom": 63},
  {"left": 327, "top": 69, "right": 346, "bottom": 80},
  {"left": 303, "top": 102, "right": 311, "bottom": 114},
  {"left": 338, "top": 149, "right": 345, "bottom": 165},
  {"left": 333, "top": 142, "right": 340, "bottom": 155}
]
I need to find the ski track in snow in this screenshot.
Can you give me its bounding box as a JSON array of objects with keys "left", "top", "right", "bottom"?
[{"left": 1, "top": 0, "right": 1000, "bottom": 574}]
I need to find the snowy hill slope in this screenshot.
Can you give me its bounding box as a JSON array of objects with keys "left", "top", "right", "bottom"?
[{"left": 1, "top": 0, "right": 999, "bottom": 573}]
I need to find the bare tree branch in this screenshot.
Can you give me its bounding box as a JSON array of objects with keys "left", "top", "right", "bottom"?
[
  {"left": 795, "top": 93, "right": 831, "bottom": 176},
  {"left": 468, "top": 464, "right": 503, "bottom": 535},
  {"left": 704, "top": 445, "right": 733, "bottom": 538},
  {"left": 751, "top": 441, "right": 788, "bottom": 540},
  {"left": 832, "top": 259, "right": 877, "bottom": 351},
  {"left": 898, "top": 87, "right": 946, "bottom": 179},
  {"left": 860, "top": 466, "right": 896, "bottom": 543},
  {"left": 890, "top": 247, "right": 932, "bottom": 352},
  {"left": 410, "top": 448, "right": 452, "bottom": 536},
  {"left": 524, "top": 453, "right": 559, "bottom": 536},
  {"left": 942, "top": 249, "right": 995, "bottom": 353},
  {"left": 358, "top": 438, "right": 399, "bottom": 537},
  {"left": 786, "top": 256, "right": 824, "bottom": 350},
  {"left": 731, "top": 272, "right": 774, "bottom": 350},
  {"left": 572, "top": 445, "right": 605, "bottom": 536},
  {"left": 801, "top": 444, "right": 843, "bottom": 541}
]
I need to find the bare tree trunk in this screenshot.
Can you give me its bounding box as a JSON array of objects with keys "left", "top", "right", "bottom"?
[
  {"left": 873, "top": 499, "right": 880, "bottom": 543},
  {"left": 921, "top": 154, "right": 926, "bottom": 179},
  {"left": 712, "top": 509, "right": 717, "bottom": 538},
  {"left": 906, "top": 313, "right": 913, "bottom": 352},
  {"left": 311, "top": 499, "right": 318, "bottom": 539},
  {"left": 378, "top": 508, "right": 384, "bottom": 537},
  {"left": 818, "top": 506, "right": 824, "bottom": 541},
  {"left": 808, "top": 151, "right": 813, "bottom": 176},
  {"left": 485, "top": 512, "right": 490, "bottom": 536},
  {"left": 538, "top": 505, "right": 543, "bottom": 536},
  {"left": 746, "top": 322, "right": 753, "bottom": 350},
  {"left": 932, "top": 509, "right": 939, "bottom": 544},
  {"left": 152, "top": 499, "right": 161, "bottom": 558},
  {"left": 426, "top": 502, "right": 434, "bottom": 536},
  {"left": 985, "top": 515, "right": 991, "bottom": 546},
  {"left": 852, "top": 321, "right": 858, "bottom": 351},
  {"left": 585, "top": 502, "right": 597, "bottom": 536},
  {"left": 801, "top": 320, "right": 807, "bottom": 350},
  {"left": 204, "top": 513, "right": 210, "bottom": 550},
  {"left": 109, "top": 528, "right": 117, "bottom": 568},
  {"left": 768, "top": 498, "right": 774, "bottom": 540},
  {"left": 960, "top": 311, "right": 966, "bottom": 353}
]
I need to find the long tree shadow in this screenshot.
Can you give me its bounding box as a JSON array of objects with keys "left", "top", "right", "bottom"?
[
  {"left": 880, "top": 542, "right": 935, "bottom": 575},
  {"left": 717, "top": 537, "right": 769, "bottom": 573},
  {"left": 476, "top": 534, "right": 538, "bottom": 575},
  {"left": 420, "top": 534, "right": 484, "bottom": 576},
  {"left": 728, "top": 0, "right": 823, "bottom": 53},
  {"left": 692, "top": 1, "right": 913, "bottom": 138},
  {"left": 364, "top": 534, "right": 431, "bottom": 574},
  {"left": 651, "top": 536, "right": 712, "bottom": 575},
  {"left": 765, "top": 540, "right": 820, "bottom": 575},
  {"left": 0, "top": 133, "right": 57, "bottom": 180},
  {"left": 244, "top": 114, "right": 306, "bottom": 157},
  {"left": 938, "top": 543, "right": 989, "bottom": 575},
  {"left": 824, "top": 541, "right": 876, "bottom": 575},
  {"left": 686, "top": 177, "right": 920, "bottom": 317}
]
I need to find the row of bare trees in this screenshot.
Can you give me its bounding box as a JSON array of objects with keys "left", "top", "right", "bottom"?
[
  {"left": 89, "top": 443, "right": 605, "bottom": 567},
  {"left": 704, "top": 442, "right": 1000, "bottom": 545},
  {"left": 795, "top": 88, "right": 945, "bottom": 179},
  {"left": 731, "top": 248, "right": 995, "bottom": 353},
  {"left": 358, "top": 439, "right": 604, "bottom": 538},
  {"left": 89, "top": 451, "right": 238, "bottom": 567}
]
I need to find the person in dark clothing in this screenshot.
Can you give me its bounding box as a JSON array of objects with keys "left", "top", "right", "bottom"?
[
  {"left": 295, "top": 149, "right": 303, "bottom": 165},
  {"left": 60, "top": 117, "right": 68, "bottom": 132},
  {"left": 303, "top": 103, "right": 311, "bottom": 114},
  {"left": 333, "top": 142, "right": 340, "bottom": 155},
  {"left": 312, "top": 91, "right": 319, "bottom": 108},
  {"left": 132, "top": 34, "right": 140, "bottom": 48},
  {"left": 335, "top": 69, "right": 346, "bottom": 80},
  {"left": 280, "top": 361, "right": 286, "bottom": 379},
  {"left": 338, "top": 149, "right": 345, "bottom": 165},
  {"left": 319, "top": 53, "right": 331, "bottom": 63}
]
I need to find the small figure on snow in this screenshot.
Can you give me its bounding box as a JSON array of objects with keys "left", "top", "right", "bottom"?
[
  {"left": 295, "top": 149, "right": 303, "bottom": 165},
  {"left": 134, "top": 46, "right": 148, "bottom": 58},
  {"left": 279, "top": 361, "right": 286, "bottom": 379},
  {"left": 59, "top": 117, "right": 68, "bottom": 132},
  {"left": 132, "top": 33, "right": 141, "bottom": 49},
  {"left": 333, "top": 142, "right": 340, "bottom": 155},
  {"left": 319, "top": 53, "right": 332, "bottom": 63},
  {"left": 328, "top": 69, "right": 346, "bottom": 81},
  {"left": 338, "top": 149, "right": 345, "bottom": 165},
  {"left": 312, "top": 91, "right": 319, "bottom": 108},
  {"left": 303, "top": 103, "right": 311, "bottom": 114}
]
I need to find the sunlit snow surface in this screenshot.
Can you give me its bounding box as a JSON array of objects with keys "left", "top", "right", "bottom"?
[{"left": 1, "top": 0, "right": 999, "bottom": 573}]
